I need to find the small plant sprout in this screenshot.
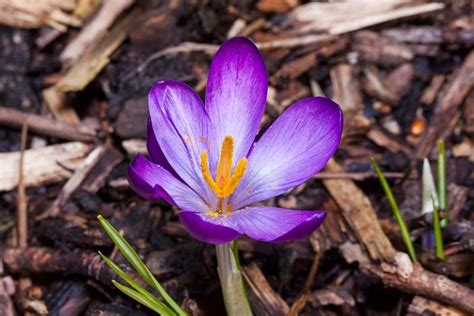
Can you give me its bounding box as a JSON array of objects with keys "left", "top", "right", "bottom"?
[
  {"left": 97, "top": 215, "right": 187, "bottom": 316},
  {"left": 421, "top": 158, "right": 438, "bottom": 215},
  {"left": 431, "top": 199, "right": 445, "bottom": 260},
  {"left": 371, "top": 158, "right": 417, "bottom": 262},
  {"left": 421, "top": 141, "right": 447, "bottom": 260},
  {"left": 437, "top": 140, "right": 448, "bottom": 227}
]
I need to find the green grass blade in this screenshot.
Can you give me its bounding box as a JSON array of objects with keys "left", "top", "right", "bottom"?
[
  {"left": 112, "top": 280, "right": 175, "bottom": 316},
  {"left": 98, "top": 251, "right": 173, "bottom": 314},
  {"left": 371, "top": 158, "right": 417, "bottom": 262},
  {"left": 432, "top": 199, "right": 445, "bottom": 260},
  {"left": 437, "top": 140, "right": 448, "bottom": 226},
  {"left": 97, "top": 215, "right": 186, "bottom": 316}
]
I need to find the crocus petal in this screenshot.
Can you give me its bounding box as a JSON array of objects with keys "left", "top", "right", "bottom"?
[
  {"left": 179, "top": 207, "right": 325, "bottom": 244},
  {"left": 231, "top": 97, "right": 343, "bottom": 209},
  {"left": 128, "top": 154, "right": 208, "bottom": 212},
  {"left": 146, "top": 117, "right": 174, "bottom": 172},
  {"left": 205, "top": 37, "right": 267, "bottom": 169},
  {"left": 228, "top": 207, "right": 326, "bottom": 243},
  {"left": 179, "top": 211, "right": 242, "bottom": 244},
  {"left": 149, "top": 80, "right": 216, "bottom": 206}
]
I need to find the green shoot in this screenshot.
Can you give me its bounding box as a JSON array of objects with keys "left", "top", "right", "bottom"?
[
  {"left": 421, "top": 158, "right": 438, "bottom": 214},
  {"left": 432, "top": 199, "right": 445, "bottom": 260},
  {"left": 437, "top": 140, "right": 448, "bottom": 227},
  {"left": 98, "top": 215, "right": 187, "bottom": 316},
  {"left": 112, "top": 280, "right": 174, "bottom": 316},
  {"left": 371, "top": 158, "right": 417, "bottom": 262}
]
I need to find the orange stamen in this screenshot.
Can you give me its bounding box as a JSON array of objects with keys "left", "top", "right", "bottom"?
[{"left": 200, "top": 135, "right": 247, "bottom": 202}]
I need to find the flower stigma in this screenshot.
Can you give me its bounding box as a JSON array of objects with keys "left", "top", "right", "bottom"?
[{"left": 200, "top": 135, "right": 247, "bottom": 217}]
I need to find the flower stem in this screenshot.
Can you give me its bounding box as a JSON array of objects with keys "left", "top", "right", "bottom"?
[{"left": 216, "top": 241, "right": 252, "bottom": 316}]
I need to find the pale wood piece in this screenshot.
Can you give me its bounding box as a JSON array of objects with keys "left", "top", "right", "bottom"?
[
  {"left": 60, "top": 0, "right": 134, "bottom": 64},
  {"left": 322, "top": 159, "right": 397, "bottom": 262},
  {"left": 55, "top": 9, "right": 140, "bottom": 92},
  {"left": 0, "top": 0, "right": 80, "bottom": 31},
  {"left": 285, "top": 2, "right": 444, "bottom": 36},
  {"left": 0, "top": 142, "right": 91, "bottom": 191},
  {"left": 42, "top": 87, "right": 80, "bottom": 124},
  {"left": 408, "top": 296, "right": 469, "bottom": 316}
]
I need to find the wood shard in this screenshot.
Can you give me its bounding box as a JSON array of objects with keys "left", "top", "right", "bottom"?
[
  {"left": 42, "top": 87, "right": 80, "bottom": 123},
  {"left": 0, "top": 0, "right": 81, "bottom": 31},
  {"left": 243, "top": 262, "right": 290, "bottom": 316},
  {"left": 353, "top": 31, "right": 413, "bottom": 66},
  {"left": 322, "top": 160, "right": 397, "bottom": 262},
  {"left": 408, "top": 296, "right": 469, "bottom": 316},
  {"left": 60, "top": 0, "right": 134, "bottom": 64},
  {"left": 0, "top": 142, "right": 92, "bottom": 191},
  {"left": 55, "top": 9, "right": 141, "bottom": 92}
]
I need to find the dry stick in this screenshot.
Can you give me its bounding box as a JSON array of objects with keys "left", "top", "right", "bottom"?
[
  {"left": 16, "top": 122, "right": 31, "bottom": 312},
  {"left": 313, "top": 171, "right": 404, "bottom": 181},
  {"left": 0, "top": 107, "right": 97, "bottom": 142},
  {"left": 287, "top": 242, "right": 322, "bottom": 316},
  {"left": 17, "top": 122, "right": 28, "bottom": 248},
  {"left": 362, "top": 263, "right": 474, "bottom": 313}
]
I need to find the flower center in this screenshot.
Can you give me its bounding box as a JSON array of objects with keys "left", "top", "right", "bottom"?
[{"left": 200, "top": 135, "right": 247, "bottom": 210}]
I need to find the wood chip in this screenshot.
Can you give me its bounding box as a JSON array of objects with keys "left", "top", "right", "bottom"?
[
  {"left": 55, "top": 9, "right": 140, "bottom": 92},
  {"left": 0, "top": 142, "right": 92, "bottom": 191},
  {"left": 322, "top": 159, "right": 397, "bottom": 262},
  {"left": 0, "top": 0, "right": 81, "bottom": 31},
  {"left": 368, "top": 126, "right": 413, "bottom": 156},
  {"left": 243, "top": 262, "right": 289, "bottom": 316},
  {"left": 285, "top": 2, "right": 444, "bottom": 37},
  {"left": 408, "top": 296, "right": 468, "bottom": 316},
  {"left": 42, "top": 86, "right": 80, "bottom": 123},
  {"left": 60, "top": 0, "right": 134, "bottom": 64},
  {"left": 420, "top": 74, "right": 446, "bottom": 106}
]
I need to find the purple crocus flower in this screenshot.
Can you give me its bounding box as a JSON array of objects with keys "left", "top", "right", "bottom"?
[{"left": 128, "top": 37, "right": 343, "bottom": 244}]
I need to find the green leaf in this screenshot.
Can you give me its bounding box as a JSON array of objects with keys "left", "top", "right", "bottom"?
[
  {"left": 371, "top": 158, "right": 417, "bottom": 262},
  {"left": 98, "top": 251, "right": 173, "bottom": 314},
  {"left": 112, "top": 280, "right": 175, "bottom": 316},
  {"left": 97, "top": 215, "right": 186, "bottom": 316},
  {"left": 437, "top": 140, "right": 448, "bottom": 226},
  {"left": 432, "top": 199, "right": 445, "bottom": 260}
]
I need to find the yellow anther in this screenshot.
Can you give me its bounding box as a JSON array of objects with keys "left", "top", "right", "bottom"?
[
  {"left": 223, "top": 157, "right": 247, "bottom": 196},
  {"left": 200, "top": 135, "right": 247, "bottom": 201},
  {"left": 200, "top": 151, "right": 221, "bottom": 195},
  {"left": 216, "top": 136, "right": 234, "bottom": 187},
  {"left": 206, "top": 211, "right": 220, "bottom": 218}
]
